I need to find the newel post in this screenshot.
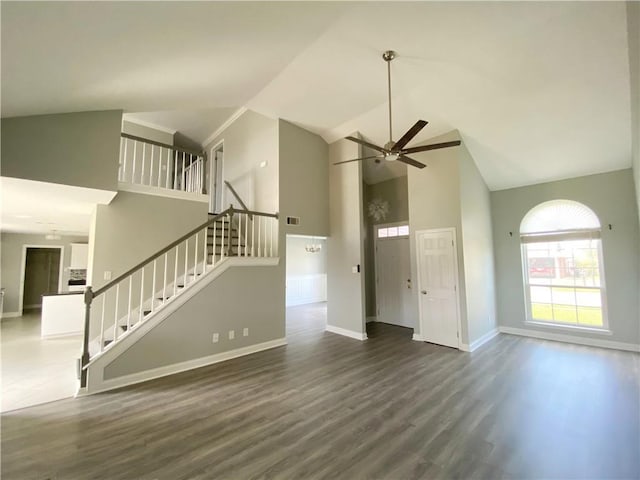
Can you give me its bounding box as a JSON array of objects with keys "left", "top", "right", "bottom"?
[{"left": 80, "top": 286, "right": 93, "bottom": 388}]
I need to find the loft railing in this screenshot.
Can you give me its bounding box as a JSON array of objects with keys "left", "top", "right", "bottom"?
[
  {"left": 118, "top": 133, "right": 206, "bottom": 194},
  {"left": 79, "top": 206, "right": 279, "bottom": 387}
]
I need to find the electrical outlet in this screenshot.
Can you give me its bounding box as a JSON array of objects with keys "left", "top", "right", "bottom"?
[
  {"left": 243, "top": 328, "right": 249, "bottom": 337},
  {"left": 228, "top": 330, "right": 235, "bottom": 340},
  {"left": 212, "top": 333, "right": 219, "bottom": 343}
]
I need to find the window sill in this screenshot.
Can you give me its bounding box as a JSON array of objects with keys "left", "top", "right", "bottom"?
[{"left": 525, "top": 320, "right": 612, "bottom": 336}]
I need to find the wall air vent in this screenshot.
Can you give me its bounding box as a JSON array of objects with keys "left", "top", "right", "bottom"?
[{"left": 286, "top": 216, "right": 300, "bottom": 226}]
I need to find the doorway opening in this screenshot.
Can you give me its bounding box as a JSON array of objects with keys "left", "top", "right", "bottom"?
[
  {"left": 210, "top": 142, "right": 224, "bottom": 213},
  {"left": 2, "top": 244, "right": 81, "bottom": 413},
  {"left": 285, "top": 235, "right": 327, "bottom": 339},
  {"left": 20, "top": 246, "right": 63, "bottom": 315}
]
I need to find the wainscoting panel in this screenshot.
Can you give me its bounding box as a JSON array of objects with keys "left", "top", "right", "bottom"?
[{"left": 286, "top": 274, "right": 327, "bottom": 306}]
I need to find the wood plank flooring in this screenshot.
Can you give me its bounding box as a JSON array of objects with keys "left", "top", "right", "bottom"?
[{"left": 2, "top": 303, "right": 639, "bottom": 479}]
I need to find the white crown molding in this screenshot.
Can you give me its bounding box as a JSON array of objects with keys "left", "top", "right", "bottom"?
[
  {"left": 202, "top": 107, "right": 248, "bottom": 148},
  {"left": 499, "top": 326, "right": 640, "bottom": 352},
  {"left": 326, "top": 324, "right": 367, "bottom": 341},
  {"left": 122, "top": 116, "right": 177, "bottom": 136}
]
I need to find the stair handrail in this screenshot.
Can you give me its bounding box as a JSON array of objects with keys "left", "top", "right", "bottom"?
[
  {"left": 224, "top": 181, "right": 252, "bottom": 219},
  {"left": 121, "top": 132, "right": 204, "bottom": 157},
  {"left": 79, "top": 206, "right": 279, "bottom": 387}
]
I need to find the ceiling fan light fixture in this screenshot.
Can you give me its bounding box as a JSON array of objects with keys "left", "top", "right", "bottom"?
[{"left": 335, "top": 49, "right": 461, "bottom": 170}]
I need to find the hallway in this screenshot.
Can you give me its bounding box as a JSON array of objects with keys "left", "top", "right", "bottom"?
[{"left": 1, "top": 310, "right": 81, "bottom": 412}]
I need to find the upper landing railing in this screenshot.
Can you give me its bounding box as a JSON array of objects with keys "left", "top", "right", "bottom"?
[{"left": 118, "top": 133, "right": 206, "bottom": 194}]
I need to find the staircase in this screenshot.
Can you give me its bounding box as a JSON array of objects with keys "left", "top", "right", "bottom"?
[{"left": 80, "top": 206, "right": 278, "bottom": 386}]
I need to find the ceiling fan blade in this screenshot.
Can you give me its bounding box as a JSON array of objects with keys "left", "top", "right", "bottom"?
[
  {"left": 401, "top": 140, "right": 461, "bottom": 154},
  {"left": 333, "top": 155, "right": 381, "bottom": 166},
  {"left": 392, "top": 120, "right": 428, "bottom": 151},
  {"left": 345, "top": 136, "right": 387, "bottom": 154},
  {"left": 397, "top": 155, "right": 426, "bottom": 169}
]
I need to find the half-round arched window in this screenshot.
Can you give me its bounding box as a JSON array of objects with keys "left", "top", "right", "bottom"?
[{"left": 520, "top": 200, "right": 608, "bottom": 330}]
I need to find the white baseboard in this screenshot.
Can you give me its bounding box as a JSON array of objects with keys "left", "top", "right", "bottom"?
[
  {"left": 42, "top": 330, "right": 83, "bottom": 339},
  {"left": 412, "top": 333, "right": 425, "bottom": 342},
  {"left": 326, "top": 324, "right": 367, "bottom": 341},
  {"left": 366, "top": 316, "right": 377, "bottom": 323},
  {"left": 461, "top": 328, "right": 500, "bottom": 352},
  {"left": 88, "top": 337, "right": 287, "bottom": 395},
  {"left": 1, "top": 312, "right": 20, "bottom": 319},
  {"left": 499, "top": 326, "right": 640, "bottom": 352}
]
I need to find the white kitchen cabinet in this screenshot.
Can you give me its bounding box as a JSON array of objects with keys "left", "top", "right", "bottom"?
[{"left": 70, "top": 243, "right": 89, "bottom": 269}]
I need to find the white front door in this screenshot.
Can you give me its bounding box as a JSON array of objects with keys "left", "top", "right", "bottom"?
[
  {"left": 416, "top": 228, "right": 460, "bottom": 348},
  {"left": 376, "top": 236, "right": 413, "bottom": 328}
]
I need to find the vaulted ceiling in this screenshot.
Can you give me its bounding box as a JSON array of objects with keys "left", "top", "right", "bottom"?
[{"left": 1, "top": 2, "right": 636, "bottom": 190}]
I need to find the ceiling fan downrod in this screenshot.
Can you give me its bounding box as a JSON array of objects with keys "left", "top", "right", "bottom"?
[{"left": 383, "top": 50, "right": 396, "bottom": 146}]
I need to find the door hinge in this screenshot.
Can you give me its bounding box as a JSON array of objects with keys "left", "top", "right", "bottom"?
[
  {"left": 451, "top": 240, "right": 454, "bottom": 246},
  {"left": 457, "top": 332, "right": 459, "bottom": 338}
]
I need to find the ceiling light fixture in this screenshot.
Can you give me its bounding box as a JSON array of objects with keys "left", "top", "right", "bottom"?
[{"left": 334, "top": 50, "right": 462, "bottom": 169}]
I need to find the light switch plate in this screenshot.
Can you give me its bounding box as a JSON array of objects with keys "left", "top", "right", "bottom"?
[{"left": 103, "top": 271, "right": 112, "bottom": 281}]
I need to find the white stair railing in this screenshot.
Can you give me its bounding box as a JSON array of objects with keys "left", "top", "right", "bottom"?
[
  {"left": 79, "top": 207, "right": 279, "bottom": 387},
  {"left": 118, "top": 133, "right": 206, "bottom": 194}
]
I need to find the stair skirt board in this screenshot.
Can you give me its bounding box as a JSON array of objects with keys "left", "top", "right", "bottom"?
[
  {"left": 89, "top": 263, "right": 211, "bottom": 355},
  {"left": 84, "top": 257, "right": 280, "bottom": 393},
  {"left": 80, "top": 337, "right": 287, "bottom": 396}
]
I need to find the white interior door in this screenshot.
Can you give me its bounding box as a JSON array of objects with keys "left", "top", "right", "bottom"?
[
  {"left": 376, "top": 236, "right": 413, "bottom": 328},
  {"left": 416, "top": 229, "right": 460, "bottom": 348}
]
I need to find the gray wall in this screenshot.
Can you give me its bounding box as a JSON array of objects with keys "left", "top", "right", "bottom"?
[
  {"left": 204, "top": 110, "right": 279, "bottom": 214},
  {"left": 327, "top": 137, "right": 366, "bottom": 335},
  {"left": 363, "top": 176, "right": 409, "bottom": 317},
  {"left": 103, "top": 265, "right": 285, "bottom": 379},
  {"left": 122, "top": 120, "right": 174, "bottom": 146},
  {"left": 407, "top": 131, "right": 468, "bottom": 341},
  {"left": 0, "top": 233, "right": 88, "bottom": 314},
  {"left": 459, "top": 143, "right": 498, "bottom": 344},
  {"left": 1, "top": 110, "right": 122, "bottom": 191},
  {"left": 89, "top": 191, "right": 208, "bottom": 289},
  {"left": 628, "top": 2, "right": 640, "bottom": 222},
  {"left": 279, "top": 119, "right": 329, "bottom": 237},
  {"left": 491, "top": 169, "right": 640, "bottom": 345}
]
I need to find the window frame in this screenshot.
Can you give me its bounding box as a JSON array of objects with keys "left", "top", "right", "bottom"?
[
  {"left": 376, "top": 221, "right": 410, "bottom": 240},
  {"left": 520, "top": 230, "right": 611, "bottom": 334}
]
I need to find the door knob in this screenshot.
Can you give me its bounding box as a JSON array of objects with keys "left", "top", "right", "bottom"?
[{"left": 421, "top": 290, "right": 427, "bottom": 295}]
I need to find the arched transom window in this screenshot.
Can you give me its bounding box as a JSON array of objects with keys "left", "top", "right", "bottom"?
[{"left": 520, "top": 200, "right": 608, "bottom": 330}]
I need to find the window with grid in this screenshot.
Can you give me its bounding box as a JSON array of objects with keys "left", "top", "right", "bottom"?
[{"left": 520, "top": 200, "right": 607, "bottom": 330}]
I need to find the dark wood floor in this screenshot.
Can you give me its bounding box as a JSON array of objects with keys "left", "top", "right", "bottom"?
[{"left": 2, "top": 303, "right": 639, "bottom": 479}]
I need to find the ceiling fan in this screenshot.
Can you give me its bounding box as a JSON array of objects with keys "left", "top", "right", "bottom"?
[{"left": 335, "top": 50, "right": 461, "bottom": 169}]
